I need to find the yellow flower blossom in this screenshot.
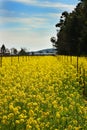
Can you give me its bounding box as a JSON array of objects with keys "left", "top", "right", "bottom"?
[
  {"left": 0, "top": 56, "right": 87, "bottom": 130},
  {"left": 29, "top": 110, "right": 34, "bottom": 117},
  {"left": 15, "top": 120, "right": 20, "bottom": 124},
  {"left": 56, "top": 112, "right": 60, "bottom": 118}
]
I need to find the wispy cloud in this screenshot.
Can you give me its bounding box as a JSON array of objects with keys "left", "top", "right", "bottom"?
[
  {"left": 0, "top": 0, "right": 76, "bottom": 28},
  {"left": 0, "top": 16, "right": 49, "bottom": 30},
  {"left": 5, "top": 0, "right": 75, "bottom": 11},
  {"left": 0, "top": 8, "right": 61, "bottom": 30},
  {"left": 0, "top": 0, "right": 78, "bottom": 51}
]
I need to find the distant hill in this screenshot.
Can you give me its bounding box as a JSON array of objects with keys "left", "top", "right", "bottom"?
[{"left": 29, "top": 48, "right": 57, "bottom": 55}]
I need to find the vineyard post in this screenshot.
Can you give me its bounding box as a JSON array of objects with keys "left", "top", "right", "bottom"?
[
  {"left": 77, "top": 41, "right": 81, "bottom": 77},
  {"left": 70, "top": 56, "right": 72, "bottom": 64},
  {"left": 77, "top": 56, "right": 79, "bottom": 75},
  {"left": 18, "top": 54, "right": 19, "bottom": 62},
  {"left": 28, "top": 55, "right": 29, "bottom": 61},
  {"left": 11, "top": 56, "right": 12, "bottom": 65},
  {"left": 0, "top": 54, "right": 2, "bottom": 67},
  {"left": 83, "top": 68, "right": 87, "bottom": 97},
  {"left": 26, "top": 55, "right": 27, "bottom": 61},
  {"left": 67, "top": 55, "right": 68, "bottom": 63}
]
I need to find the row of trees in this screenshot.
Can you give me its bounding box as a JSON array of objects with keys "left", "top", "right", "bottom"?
[
  {"left": 0, "top": 44, "right": 28, "bottom": 56},
  {"left": 51, "top": 0, "right": 87, "bottom": 56}
]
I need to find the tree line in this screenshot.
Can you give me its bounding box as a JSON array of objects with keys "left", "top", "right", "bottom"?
[
  {"left": 0, "top": 44, "right": 28, "bottom": 56},
  {"left": 51, "top": 0, "right": 87, "bottom": 56}
]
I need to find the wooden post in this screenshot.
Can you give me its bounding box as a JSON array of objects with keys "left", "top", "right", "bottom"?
[
  {"left": 83, "top": 68, "right": 87, "bottom": 97},
  {"left": 18, "top": 55, "right": 19, "bottom": 62},
  {"left": 77, "top": 56, "right": 79, "bottom": 75},
  {"left": 11, "top": 56, "right": 12, "bottom": 65},
  {"left": 0, "top": 55, "right": 2, "bottom": 67}
]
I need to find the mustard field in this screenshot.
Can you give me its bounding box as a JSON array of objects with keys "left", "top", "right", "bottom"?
[{"left": 0, "top": 56, "right": 87, "bottom": 130}]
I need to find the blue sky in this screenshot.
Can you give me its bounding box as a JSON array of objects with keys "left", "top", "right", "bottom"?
[{"left": 0, "top": 0, "right": 79, "bottom": 51}]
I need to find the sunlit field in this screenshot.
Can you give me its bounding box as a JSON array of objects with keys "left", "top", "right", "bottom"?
[{"left": 0, "top": 56, "right": 87, "bottom": 130}]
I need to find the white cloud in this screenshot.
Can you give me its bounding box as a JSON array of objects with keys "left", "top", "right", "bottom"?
[
  {"left": 1, "top": 17, "right": 46, "bottom": 24},
  {"left": 0, "top": 8, "right": 60, "bottom": 51},
  {"left": 0, "top": 10, "right": 61, "bottom": 30},
  {"left": 47, "top": 13, "right": 61, "bottom": 18},
  {"left": 0, "top": 29, "right": 53, "bottom": 51},
  {"left": 5, "top": 0, "right": 76, "bottom": 11},
  {"left": 0, "top": 0, "right": 77, "bottom": 51},
  {"left": 0, "top": 16, "right": 48, "bottom": 28}
]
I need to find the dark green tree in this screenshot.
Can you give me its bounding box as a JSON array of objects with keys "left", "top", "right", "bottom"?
[
  {"left": 1, "top": 44, "right": 6, "bottom": 55},
  {"left": 51, "top": 0, "right": 87, "bottom": 55},
  {"left": 18, "top": 48, "right": 27, "bottom": 55},
  {"left": 11, "top": 48, "right": 18, "bottom": 55}
]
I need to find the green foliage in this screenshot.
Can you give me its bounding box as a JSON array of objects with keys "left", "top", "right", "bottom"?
[
  {"left": 18, "top": 48, "right": 27, "bottom": 56},
  {"left": 52, "top": 0, "right": 87, "bottom": 56},
  {"left": 1, "top": 44, "right": 6, "bottom": 55}
]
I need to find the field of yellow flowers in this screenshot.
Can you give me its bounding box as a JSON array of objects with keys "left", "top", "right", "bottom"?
[{"left": 0, "top": 56, "right": 87, "bottom": 130}]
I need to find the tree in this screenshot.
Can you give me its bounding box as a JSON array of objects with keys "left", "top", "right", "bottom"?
[
  {"left": 1, "top": 44, "right": 6, "bottom": 55},
  {"left": 14, "top": 48, "right": 18, "bottom": 55},
  {"left": 51, "top": 0, "right": 87, "bottom": 55},
  {"left": 50, "top": 37, "right": 56, "bottom": 46},
  {"left": 18, "top": 48, "right": 27, "bottom": 55},
  {"left": 11, "top": 48, "right": 18, "bottom": 55}
]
